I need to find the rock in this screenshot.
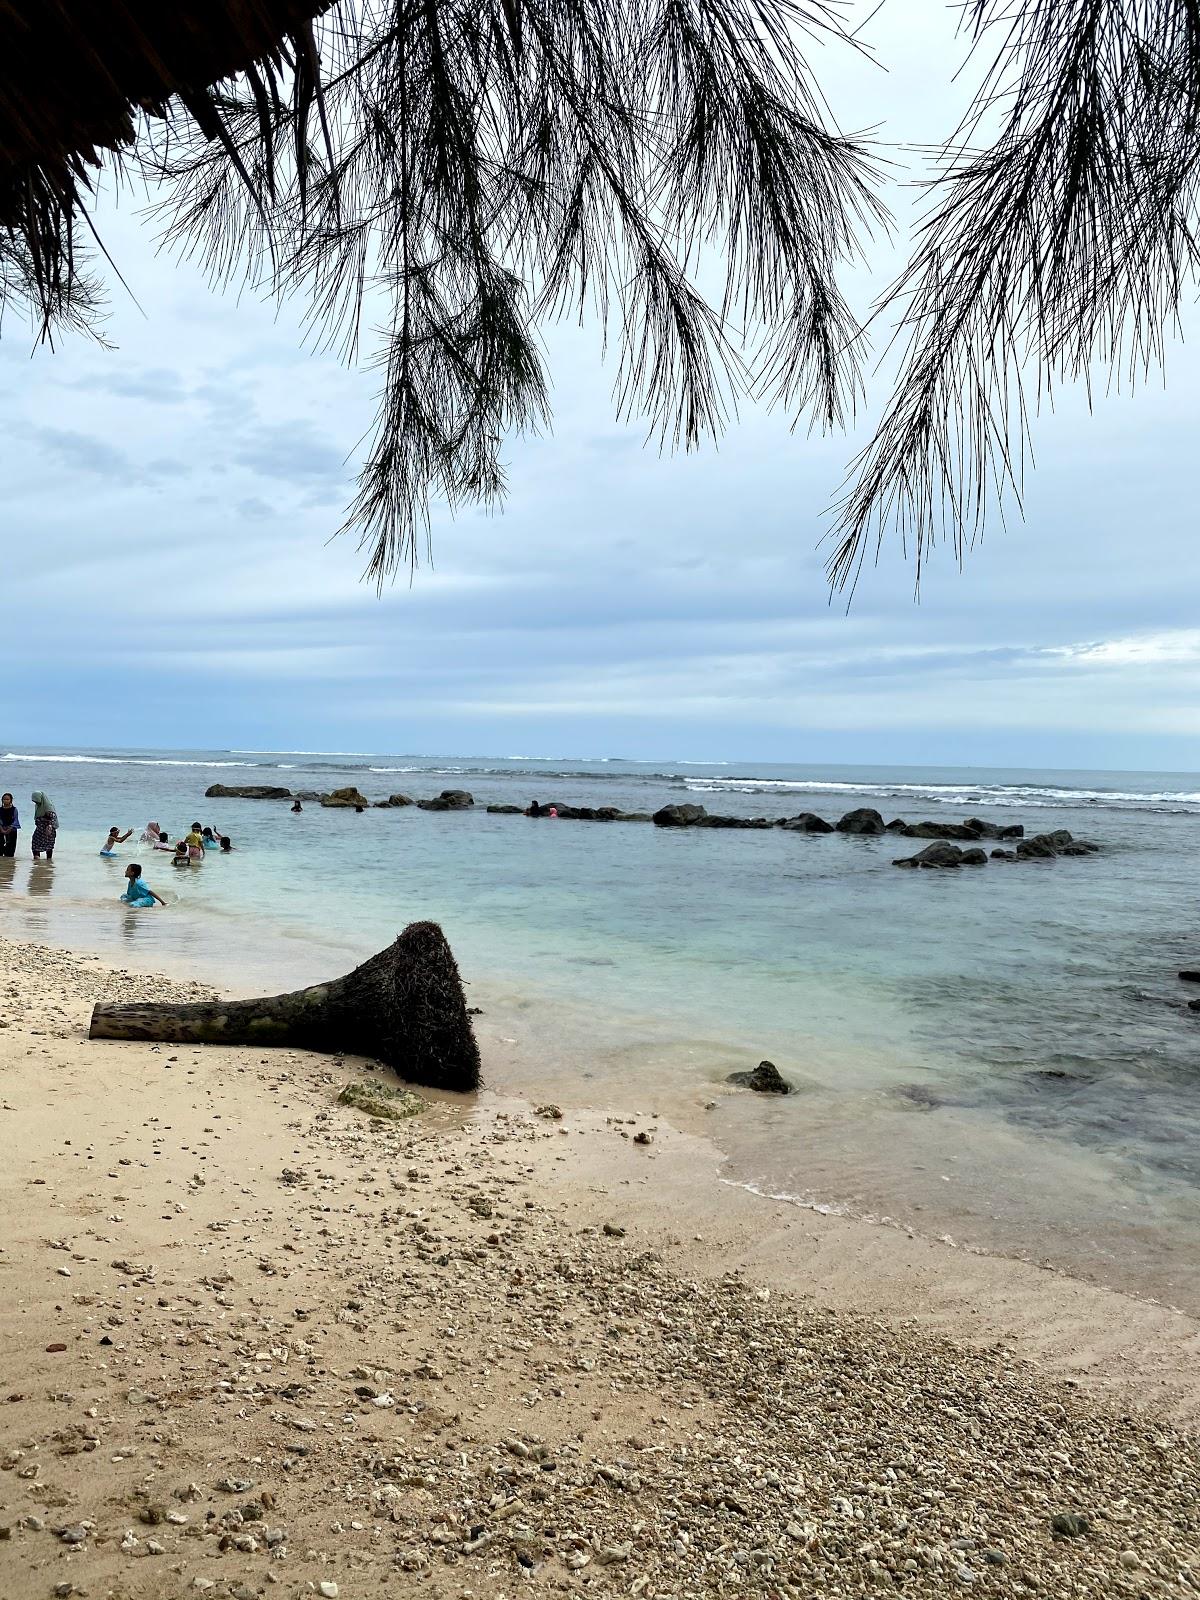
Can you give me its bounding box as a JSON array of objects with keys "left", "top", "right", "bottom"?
[
  {"left": 777, "top": 813, "right": 834, "bottom": 833},
  {"left": 320, "top": 786, "right": 372, "bottom": 809},
  {"left": 964, "top": 817, "right": 1024, "bottom": 840},
  {"left": 633, "top": 1129, "right": 653, "bottom": 1145},
  {"left": 652, "top": 803, "right": 709, "bottom": 827},
  {"left": 319, "top": 1583, "right": 340, "bottom": 1597},
  {"left": 960, "top": 848, "right": 988, "bottom": 865},
  {"left": 896, "top": 844, "right": 979, "bottom": 870},
  {"left": 901, "top": 818, "right": 1024, "bottom": 841},
  {"left": 486, "top": 804, "right": 524, "bottom": 814},
  {"left": 902, "top": 821, "right": 980, "bottom": 841},
  {"left": 375, "top": 793, "right": 414, "bottom": 808},
  {"left": 700, "top": 813, "right": 773, "bottom": 829},
  {"left": 203, "top": 784, "right": 292, "bottom": 800},
  {"left": 1050, "top": 1512, "right": 1091, "bottom": 1538},
  {"left": 990, "top": 848, "right": 1016, "bottom": 860},
  {"left": 337, "top": 1082, "right": 424, "bottom": 1121},
  {"left": 59, "top": 1524, "right": 88, "bottom": 1544},
  {"left": 835, "top": 807, "right": 885, "bottom": 835},
  {"left": 1179, "top": 970, "right": 1200, "bottom": 982},
  {"left": 726, "top": 1060, "right": 791, "bottom": 1094},
  {"left": 1016, "top": 830, "right": 1099, "bottom": 860},
  {"left": 417, "top": 789, "right": 475, "bottom": 811},
  {"left": 884, "top": 817, "right": 909, "bottom": 831}
]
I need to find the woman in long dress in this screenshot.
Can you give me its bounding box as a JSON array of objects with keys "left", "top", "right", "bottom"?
[{"left": 30, "top": 792, "right": 58, "bottom": 860}]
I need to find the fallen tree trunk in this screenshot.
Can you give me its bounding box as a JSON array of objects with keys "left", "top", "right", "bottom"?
[{"left": 88, "top": 920, "right": 481, "bottom": 1091}]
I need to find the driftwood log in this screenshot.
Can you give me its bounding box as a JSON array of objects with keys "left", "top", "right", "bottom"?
[{"left": 88, "top": 920, "right": 481, "bottom": 1091}]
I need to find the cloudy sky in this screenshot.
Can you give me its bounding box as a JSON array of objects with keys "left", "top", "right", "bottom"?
[{"left": 2, "top": 4, "right": 1198, "bottom": 771}]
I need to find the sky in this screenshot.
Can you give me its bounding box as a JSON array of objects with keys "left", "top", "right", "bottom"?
[{"left": 2, "top": 5, "right": 1198, "bottom": 771}]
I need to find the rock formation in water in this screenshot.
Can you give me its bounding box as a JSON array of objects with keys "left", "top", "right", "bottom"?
[
  {"left": 776, "top": 813, "right": 835, "bottom": 833},
  {"left": 321, "top": 786, "right": 372, "bottom": 808},
  {"left": 835, "top": 808, "right": 886, "bottom": 835},
  {"left": 726, "top": 1060, "right": 791, "bottom": 1094},
  {"left": 417, "top": 790, "right": 475, "bottom": 811},
  {"left": 204, "top": 783, "right": 292, "bottom": 799}
]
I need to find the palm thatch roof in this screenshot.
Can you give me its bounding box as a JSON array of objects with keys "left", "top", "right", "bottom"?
[{"left": 1, "top": 2, "right": 336, "bottom": 316}]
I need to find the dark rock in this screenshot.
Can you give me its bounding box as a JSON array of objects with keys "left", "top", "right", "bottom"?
[
  {"left": 778, "top": 813, "right": 834, "bottom": 833},
  {"left": 382, "top": 793, "right": 414, "bottom": 807},
  {"left": 902, "top": 821, "right": 978, "bottom": 841},
  {"left": 884, "top": 817, "right": 909, "bottom": 832},
  {"left": 653, "top": 804, "right": 709, "bottom": 827},
  {"left": 619, "top": 812, "right": 653, "bottom": 822},
  {"left": 320, "top": 786, "right": 371, "bottom": 809},
  {"left": 1179, "top": 970, "right": 1200, "bottom": 983},
  {"left": 1016, "top": 833, "right": 1058, "bottom": 859},
  {"left": 726, "top": 1059, "right": 791, "bottom": 1094},
  {"left": 835, "top": 807, "right": 885, "bottom": 835},
  {"left": 990, "top": 848, "right": 1016, "bottom": 860},
  {"left": 204, "top": 784, "right": 292, "bottom": 800},
  {"left": 964, "top": 817, "right": 1024, "bottom": 840},
  {"left": 1050, "top": 1513, "right": 1091, "bottom": 1539},
  {"left": 893, "top": 841, "right": 971, "bottom": 869},
  {"left": 486, "top": 804, "right": 524, "bottom": 815},
  {"left": 701, "top": 814, "right": 772, "bottom": 829},
  {"left": 960, "top": 848, "right": 988, "bottom": 865},
  {"left": 1016, "top": 829, "right": 1098, "bottom": 860},
  {"left": 417, "top": 789, "right": 475, "bottom": 811}
]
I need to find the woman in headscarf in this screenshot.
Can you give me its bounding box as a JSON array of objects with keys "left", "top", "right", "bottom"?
[
  {"left": 0, "top": 794, "right": 19, "bottom": 857},
  {"left": 140, "top": 821, "right": 163, "bottom": 846},
  {"left": 31, "top": 792, "right": 58, "bottom": 860}
]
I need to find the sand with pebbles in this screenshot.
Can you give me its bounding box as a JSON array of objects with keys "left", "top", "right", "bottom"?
[{"left": 0, "top": 937, "right": 1198, "bottom": 1600}]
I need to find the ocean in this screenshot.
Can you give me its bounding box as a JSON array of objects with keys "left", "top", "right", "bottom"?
[{"left": 2, "top": 747, "right": 1199, "bottom": 1311}]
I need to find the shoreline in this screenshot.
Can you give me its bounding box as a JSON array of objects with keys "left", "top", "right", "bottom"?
[
  {"left": 1, "top": 940, "right": 1199, "bottom": 1598},
  {"left": 6, "top": 927, "right": 1200, "bottom": 1345}
]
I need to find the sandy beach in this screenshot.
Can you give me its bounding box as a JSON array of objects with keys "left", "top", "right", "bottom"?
[{"left": 1, "top": 936, "right": 1198, "bottom": 1600}]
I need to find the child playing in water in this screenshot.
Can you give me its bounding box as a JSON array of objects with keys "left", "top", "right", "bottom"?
[
  {"left": 120, "top": 863, "right": 165, "bottom": 908},
  {"left": 172, "top": 841, "right": 191, "bottom": 867},
  {"left": 100, "top": 826, "right": 133, "bottom": 857}
]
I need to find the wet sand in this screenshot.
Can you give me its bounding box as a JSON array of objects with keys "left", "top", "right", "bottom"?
[{"left": 0, "top": 937, "right": 1198, "bottom": 1599}]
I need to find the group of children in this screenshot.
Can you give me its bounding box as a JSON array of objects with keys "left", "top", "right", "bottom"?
[{"left": 104, "top": 819, "right": 235, "bottom": 910}]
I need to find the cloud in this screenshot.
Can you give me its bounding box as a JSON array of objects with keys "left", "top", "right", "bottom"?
[
  {"left": 64, "top": 366, "right": 187, "bottom": 404},
  {"left": 234, "top": 420, "right": 349, "bottom": 486},
  {"left": 1043, "top": 631, "right": 1200, "bottom": 667},
  {"left": 21, "top": 424, "right": 130, "bottom": 477}
]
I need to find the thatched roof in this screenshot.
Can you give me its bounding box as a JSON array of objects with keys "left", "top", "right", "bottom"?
[{"left": 0, "top": 1, "right": 333, "bottom": 301}]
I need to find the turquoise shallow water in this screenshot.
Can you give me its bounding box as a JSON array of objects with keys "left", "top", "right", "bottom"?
[{"left": 2, "top": 747, "right": 1199, "bottom": 1307}]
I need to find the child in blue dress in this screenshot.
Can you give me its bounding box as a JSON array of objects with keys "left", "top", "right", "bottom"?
[{"left": 121, "top": 863, "right": 166, "bottom": 908}]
